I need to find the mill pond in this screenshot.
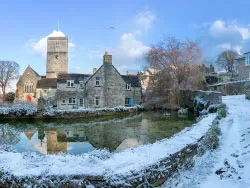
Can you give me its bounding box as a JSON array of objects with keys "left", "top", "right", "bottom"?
[{"left": 0, "top": 111, "right": 194, "bottom": 155}]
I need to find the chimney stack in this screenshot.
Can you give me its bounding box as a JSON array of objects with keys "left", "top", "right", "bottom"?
[
  {"left": 93, "top": 68, "right": 97, "bottom": 73},
  {"left": 103, "top": 52, "right": 112, "bottom": 64}
]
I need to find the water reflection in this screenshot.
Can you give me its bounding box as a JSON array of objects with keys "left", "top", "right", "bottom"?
[{"left": 0, "top": 111, "right": 194, "bottom": 155}]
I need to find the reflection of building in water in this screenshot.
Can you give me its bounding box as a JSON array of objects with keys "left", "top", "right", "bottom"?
[
  {"left": 47, "top": 130, "right": 67, "bottom": 154},
  {"left": 57, "top": 127, "right": 87, "bottom": 142},
  {"left": 116, "top": 138, "right": 143, "bottom": 152},
  {"left": 24, "top": 129, "right": 37, "bottom": 140}
]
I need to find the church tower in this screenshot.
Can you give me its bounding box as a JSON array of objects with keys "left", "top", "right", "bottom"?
[{"left": 46, "top": 34, "right": 68, "bottom": 78}]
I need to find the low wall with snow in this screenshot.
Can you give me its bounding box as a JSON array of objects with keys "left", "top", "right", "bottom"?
[
  {"left": 0, "top": 105, "right": 143, "bottom": 119},
  {"left": 179, "top": 90, "right": 222, "bottom": 109},
  {"left": 208, "top": 80, "right": 250, "bottom": 95}
]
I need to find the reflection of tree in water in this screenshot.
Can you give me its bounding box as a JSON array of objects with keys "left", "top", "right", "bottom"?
[{"left": 0, "top": 124, "right": 20, "bottom": 149}]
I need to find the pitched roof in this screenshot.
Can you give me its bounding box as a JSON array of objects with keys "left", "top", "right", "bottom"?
[
  {"left": 37, "top": 78, "right": 57, "bottom": 89},
  {"left": 57, "top": 73, "right": 91, "bottom": 84},
  {"left": 121, "top": 75, "right": 141, "bottom": 87}
]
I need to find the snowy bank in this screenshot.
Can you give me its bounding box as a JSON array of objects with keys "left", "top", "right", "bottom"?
[
  {"left": 0, "top": 104, "right": 143, "bottom": 119},
  {"left": 0, "top": 112, "right": 217, "bottom": 186}
]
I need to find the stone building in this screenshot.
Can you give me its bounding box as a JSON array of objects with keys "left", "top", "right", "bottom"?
[
  {"left": 236, "top": 52, "right": 250, "bottom": 80},
  {"left": 16, "top": 31, "right": 142, "bottom": 109}
]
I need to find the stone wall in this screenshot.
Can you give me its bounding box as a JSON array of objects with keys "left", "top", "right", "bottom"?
[
  {"left": 179, "top": 90, "right": 222, "bottom": 109},
  {"left": 144, "top": 90, "right": 222, "bottom": 110},
  {"left": 208, "top": 80, "right": 250, "bottom": 95}
]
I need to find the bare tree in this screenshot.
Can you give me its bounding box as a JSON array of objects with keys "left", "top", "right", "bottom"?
[
  {"left": 145, "top": 37, "right": 205, "bottom": 104},
  {"left": 216, "top": 50, "right": 238, "bottom": 73},
  {"left": 0, "top": 61, "right": 19, "bottom": 101}
]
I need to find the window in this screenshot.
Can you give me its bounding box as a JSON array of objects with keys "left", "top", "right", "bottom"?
[
  {"left": 246, "top": 54, "right": 250, "bottom": 66},
  {"left": 24, "top": 80, "right": 34, "bottom": 93},
  {"left": 69, "top": 98, "right": 76, "bottom": 104},
  {"left": 95, "top": 77, "right": 100, "bottom": 86},
  {"left": 79, "top": 81, "right": 84, "bottom": 88},
  {"left": 95, "top": 97, "right": 100, "bottom": 106},
  {"left": 126, "top": 83, "right": 131, "bottom": 90},
  {"left": 79, "top": 98, "right": 84, "bottom": 107},
  {"left": 62, "top": 99, "right": 66, "bottom": 104},
  {"left": 67, "top": 80, "right": 74, "bottom": 87},
  {"left": 125, "top": 98, "right": 130, "bottom": 106}
]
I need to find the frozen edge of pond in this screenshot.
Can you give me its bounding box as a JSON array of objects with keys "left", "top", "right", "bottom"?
[{"left": 0, "top": 113, "right": 216, "bottom": 179}]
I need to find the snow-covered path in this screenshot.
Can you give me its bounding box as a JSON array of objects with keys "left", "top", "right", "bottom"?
[{"left": 164, "top": 95, "right": 250, "bottom": 188}]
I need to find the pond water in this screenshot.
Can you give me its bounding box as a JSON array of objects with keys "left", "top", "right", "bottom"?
[{"left": 0, "top": 112, "right": 194, "bottom": 155}]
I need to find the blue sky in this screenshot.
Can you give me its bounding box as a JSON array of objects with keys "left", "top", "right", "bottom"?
[{"left": 1, "top": 0, "right": 250, "bottom": 76}]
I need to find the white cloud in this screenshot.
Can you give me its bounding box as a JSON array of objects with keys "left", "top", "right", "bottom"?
[
  {"left": 111, "top": 33, "right": 150, "bottom": 73},
  {"left": 198, "top": 20, "right": 250, "bottom": 61},
  {"left": 29, "top": 30, "right": 75, "bottom": 57},
  {"left": 135, "top": 10, "right": 156, "bottom": 31},
  {"left": 115, "top": 33, "right": 150, "bottom": 58}
]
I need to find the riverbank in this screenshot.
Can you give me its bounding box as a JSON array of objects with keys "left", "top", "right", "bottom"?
[
  {"left": 0, "top": 107, "right": 222, "bottom": 187},
  {"left": 0, "top": 104, "right": 143, "bottom": 119}
]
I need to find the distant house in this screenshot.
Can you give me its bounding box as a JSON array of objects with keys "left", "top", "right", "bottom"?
[{"left": 236, "top": 52, "right": 250, "bottom": 80}]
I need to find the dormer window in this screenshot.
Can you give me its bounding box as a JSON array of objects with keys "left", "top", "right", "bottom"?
[
  {"left": 246, "top": 54, "right": 250, "bottom": 66},
  {"left": 95, "top": 77, "right": 100, "bottom": 86},
  {"left": 67, "top": 80, "right": 74, "bottom": 87},
  {"left": 79, "top": 81, "right": 84, "bottom": 88},
  {"left": 126, "top": 83, "right": 131, "bottom": 90}
]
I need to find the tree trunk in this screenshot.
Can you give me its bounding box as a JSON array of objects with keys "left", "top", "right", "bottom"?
[{"left": 2, "top": 87, "right": 6, "bottom": 102}]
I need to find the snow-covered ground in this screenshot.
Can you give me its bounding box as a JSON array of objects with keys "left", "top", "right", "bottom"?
[
  {"left": 0, "top": 110, "right": 216, "bottom": 181},
  {"left": 163, "top": 95, "right": 250, "bottom": 188}
]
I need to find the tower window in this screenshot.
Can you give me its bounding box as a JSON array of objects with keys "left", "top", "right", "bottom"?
[{"left": 67, "top": 80, "right": 74, "bottom": 87}]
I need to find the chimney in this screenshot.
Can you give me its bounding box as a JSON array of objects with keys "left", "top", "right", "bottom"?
[
  {"left": 126, "top": 71, "right": 129, "bottom": 75},
  {"left": 93, "top": 68, "right": 97, "bottom": 73},
  {"left": 103, "top": 52, "right": 112, "bottom": 64}
]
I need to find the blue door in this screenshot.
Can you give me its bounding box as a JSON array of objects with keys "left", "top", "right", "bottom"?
[{"left": 129, "top": 98, "right": 134, "bottom": 106}]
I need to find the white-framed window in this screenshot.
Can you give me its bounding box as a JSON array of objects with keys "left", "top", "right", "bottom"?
[
  {"left": 125, "top": 98, "right": 130, "bottom": 106},
  {"left": 79, "top": 98, "right": 84, "bottom": 107},
  {"left": 69, "top": 98, "right": 76, "bottom": 104},
  {"left": 126, "top": 83, "right": 131, "bottom": 90},
  {"left": 79, "top": 81, "right": 84, "bottom": 88},
  {"left": 246, "top": 54, "right": 250, "bottom": 66},
  {"left": 95, "top": 77, "right": 100, "bottom": 86},
  {"left": 67, "top": 80, "right": 74, "bottom": 87},
  {"left": 62, "top": 99, "right": 66, "bottom": 104},
  {"left": 95, "top": 97, "right": 100, "bottom": 106}
]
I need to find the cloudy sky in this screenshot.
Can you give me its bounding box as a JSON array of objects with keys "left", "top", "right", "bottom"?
[{"left": 1, "top": 0, "right": 250, "bottom": 75}]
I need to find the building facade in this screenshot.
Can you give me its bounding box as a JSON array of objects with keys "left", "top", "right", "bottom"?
[
  {"left": 16, "top": 31, "right": 142, "bottom": 109},
  {"left": 236, "top": 52, "right": 250, "bottom": 80}
]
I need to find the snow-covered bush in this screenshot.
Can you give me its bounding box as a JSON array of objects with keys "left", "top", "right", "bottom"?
[
  {"left": 0, "top": 103, "right": 37, "bottom": 116},
  {"left": 177, "top": 108, "right": 188, "bottom": 115}
]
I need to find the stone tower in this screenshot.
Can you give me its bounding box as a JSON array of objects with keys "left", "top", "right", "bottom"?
[{"left": 46, "top": 36, "right": 68, "bottom": 78}]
